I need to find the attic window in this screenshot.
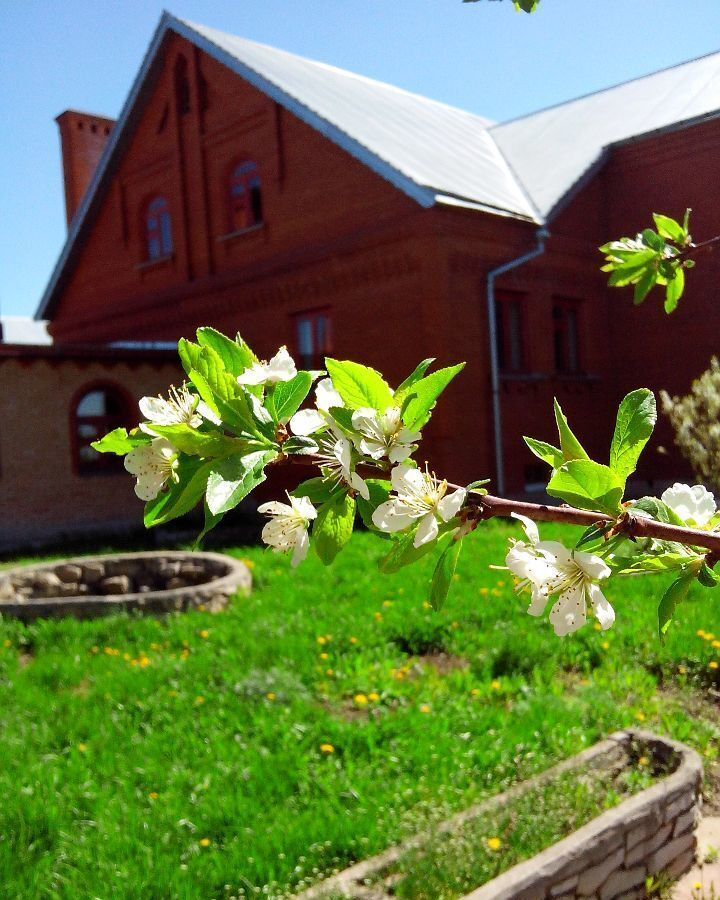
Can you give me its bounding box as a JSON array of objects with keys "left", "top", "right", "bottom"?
[
  {"left": 229, "top": 161, "right": 263, "bottom": 232},
  {"left": 145, "top": 196, "right": 173, "bottom": 261}
]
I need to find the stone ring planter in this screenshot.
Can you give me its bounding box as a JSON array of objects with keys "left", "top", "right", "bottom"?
[
  {"left": 299, "top": 730, "right": 702, "bottom": 900},
  {"left": 0, "top": 551, "right": 252, "bottom": 621}
]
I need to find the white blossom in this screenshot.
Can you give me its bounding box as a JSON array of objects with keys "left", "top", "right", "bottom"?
[
  {"left": 372, "top": 465, "right": 466, "bottom": 548},
  {"left": 257, "top": 494, "right": 317, "bottom": 567},
  {"left": 124, "top": 438, "right": 178, "bottom": 501},
  {"left": 351, "top": 407, "right": 420, "bottom": 464},
  {"left": 316, "top": 433, "right": 369, "bottom": 500},
  {"left": 661, "top": 482, "right": 717, "bottom": 527},
  {"left": 506, "top": 514, "right": 613, "bottom": 637},
  {"left": 237, "top": 346, "right": 297, "bottom": 386},
  {"left": 289, "top": 377, "right": 344, "bottom": 436},
  {"left": 139, "top": 383, "right": 219, "bottom": 431}
]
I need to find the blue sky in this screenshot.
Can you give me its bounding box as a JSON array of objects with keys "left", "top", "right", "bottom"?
[{"left": 3, "top": 0, "right": 720, "bottom": 319}]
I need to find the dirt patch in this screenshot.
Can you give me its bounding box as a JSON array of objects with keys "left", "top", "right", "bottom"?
[{"left": 416, "top": 653, "right": 469, "bottom": 676}]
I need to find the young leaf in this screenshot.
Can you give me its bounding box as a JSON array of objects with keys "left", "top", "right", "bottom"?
[
  {"left": 313, "top": 491, "right": 356, "bottom": 565},
  {"left": 178, "top": 338, "right": 202, "bottom": 378},
  {"left": 609, "top": 389, "right": 656, "bottom": 480},
  {"left": 325, "top": 359, "right": 394, "bottom": 411},
  {"left": 631, "top": 497, "right": 685, "bottom": 527},
  {"left": 292, "top": 477, "right": 339, "bottom": 506},
  {"left": 553, "top": 399, "right": 590, "bottom": 462},
  {"left": 394, "top": 358, "right": 436, "bottom": 402},
  {"left": 378, "top": 526, "right": 454, "bottom": 574},
  {"left": 269, "top": 372, "right": 313, "bottom": 422},
  {"left": 697, "top": 562, "right": 719, "bottom": 589},
  {"left": 142, "top": 423, "right": 256, "bottom": 458},
  {"left": 144, "top": 457, "right": 214, "bottom": 528},
  {"left": 642, "top": 228, "right": 665, "bottom": 252},
  {"left": 658, "top": 573, "right": 694, "bottom": 637},
  {"left": 524, "top": 436, "right": 564, "bottom": 469},
  {"left": 547, "top": 460, "right": 625, "bottom": 515},
  {"left": 193, "top": 504, "right": 225, "bottom": 548},
  {"left": 402, "top": 363, "right": 465, "bottom": 432},
  {"left": 197, "top": 327, "right": 257, "bottom": 378},
  {"left": 91, "top": 427, "right": 149, "bottom": 455},
  {"left": 652, "top": 213, "right": 685, "bottom": 243},
  {"left": 664, "top": 267, "right": 685, "bottom": 314},
  {"left": 356, "top": 479, "right": 392, "bottom": 530},
  {"left": 282, "top": 436, "right": 319, "bottom": 456},
  {"left": 633, "top": 267, "right": 657, "bottom": 306},
  {"left": 429, "top": 538, "right": 463, "bottom": 610},
  {"left": 205, "top": 450, "right": 277, "bottom": 516}
]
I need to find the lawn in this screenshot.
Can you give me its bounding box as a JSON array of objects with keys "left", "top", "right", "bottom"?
[{"left": 0, "top": 521, "right": 718, "bottom": 899}]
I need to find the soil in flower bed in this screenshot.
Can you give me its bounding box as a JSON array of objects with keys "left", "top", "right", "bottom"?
[{"left": 374, "top": 744, "right": 668, "bottom": 900}]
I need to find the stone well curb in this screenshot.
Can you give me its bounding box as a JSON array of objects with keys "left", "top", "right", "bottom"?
[
  {"left": 297, "top": 730, "right": 702, "bottom": 900},
  {"left": 0, "top": 551, "right": 252, "bottom": 621}
]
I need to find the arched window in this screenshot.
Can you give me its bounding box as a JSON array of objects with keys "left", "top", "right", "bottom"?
[
  {"left": 145, "top": 196, "right": 173, "bottom": 261},
  {"left": 228, "top": 160, "right": 262, "bottom": 232},
  {"left": 72, "top": 385, "right": 131, "bottom": 475}
]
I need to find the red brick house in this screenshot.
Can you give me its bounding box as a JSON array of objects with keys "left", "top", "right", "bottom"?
[{"left": 8, "top": 15, "right": 720, "bottom": 548}]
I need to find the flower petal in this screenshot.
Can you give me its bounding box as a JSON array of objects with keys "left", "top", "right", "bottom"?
[
  {"left": 372, "top": 501, "right": 414, "bottom": 533},
  {"left": 527, "top": 585, "right": 549, "bottom": 617},
  {"left": 549, "top": 586, "right": 587, "bottom": 636},
  {"left": 389, "top": 444, "right": 415, "bottom": 464},
  {"left": 438, "top": 488, "right": 466, "bottom": 522},
  {"left": 258, "top": 501, "right": 294, "bottom": 517},
  {"left": 237, "top": 363, "right": 268, "bottom": 386},
  {"left": 290, "top": 495, "right": 318, "bottom": 521},
  {"left": 351, "top": 472, "right": 370, "bottom": 501},
  {"left": 289, "top": 408, "right": 326, "bottom": 436},
  {"left": 413, "top": 513, "right": 439, "bottom": 548},
  {"left": 139, "top": 396, "right": 171, "bottom": 423},
  {"left": 291, "top": 527, "right": 310, "bottom": 567},
  {"left": 510, "top": 512, "right": 539, "bottom": 546},
  {"left": 573, "top": 550, "right": 611, "bottom": 581},
  {"left": 588, "top": 583, "right": 615, "bottom": 630},
  {"left": 315, "top": 378, "right": 344, "bottom": 412}
]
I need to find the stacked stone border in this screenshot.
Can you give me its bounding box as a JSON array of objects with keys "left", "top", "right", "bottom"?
[
  {"left": 0, "top": 551, "right": 252, "bottom": 621},
  {"left": 298, "top": 730, "right": 702, "bottom": 900}
]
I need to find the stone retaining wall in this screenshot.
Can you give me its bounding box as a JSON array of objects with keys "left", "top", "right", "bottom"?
[
  {"left": 0, "top": 551, "right": 252, "bottom": 620},
  {"left": 299, "top": 730, "right": 702, "bottom": 900},
  {"left": 462, "top": 730, "right": 701, "bottom": 900}
]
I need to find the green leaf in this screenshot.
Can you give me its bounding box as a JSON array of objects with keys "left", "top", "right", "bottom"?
[
  {"left": 524, "top": 436, "right": 564, "bottom": 469},
  {"left": 553, "top": 399, "right": 590, "bottom": 462},
  {"left": 269, "top": 373, "right": 313, "bottom": 423},
  {"left": 313, "top": 491, "right": 356, "bottom": 565},
  {"left": 429, "top": 538, "right": 463, "bottom": 611},
  {"left": 142, "top": 423, "right": 256, "bottom": 458},
  {"left": 658, "top": 574, "right": 694, "bottom": 637},
  {"left": 609, "top": 389, "right": 656, "bottom": 480},
  {"left": 633, "top": 267, "right": 657, "bottom": 305},
  {"left": 178, "top": 338, "right": 202, "bottom": 378},
  {"left": 292, "top": 478, "right": 339, "bottom": 506},
  {"left": 698, "top": 562, "right": 719, "bottom": 589},
  {"left": 642, "top": 228, "right": 665, "bottom": 252},
  {"left": 683, "top": 208, "right": 692, "bottom": 235},
  {"left": 652, "top": 213, "right": 685, "bottom": 243},
  {"left": 664, "top": 267, "right": 685, "bottom": 314},
  {"left": 91, "top": 427, "right": 149, "bottom": 455},
  {"left": 197, "top": 327, "right": 258, "bottom": 378},
  {"left": 205, "top": 450, "right": 277, "bottom": 516},
  {"left": 144, "top": 457, "right": 214, "bottom": 528},
  {"left": 547, "top": 460, "right": 625, "bottom": 515},
  {"left": 402, "top": 363, "right": 465, "bottom": 432},
  {"left": 282, "top": 436, "right": 319, "bottom": 455},
  {"left": 356, "top": 479, "right": 392, "bottom": 530},
  {"left": 467, "top": 479, "right": 490, "bottom": 494},
  {"left": 325, "top": 406, "right": 355, "bottom": 435},
  {"left": 631, "top": 497, "right": 685, "bottom": 527},
  {"left": 378, "top": 526, "right": 454, "bottom": 574},
  {"left": 325, "top": 359, "right": 394, "bottom": 411},
  {"left": 193, "top": 504, "right": 225, "bottom": 548},
  {"left": 394, "top": 358, "right": 436, "bottom": 402}
]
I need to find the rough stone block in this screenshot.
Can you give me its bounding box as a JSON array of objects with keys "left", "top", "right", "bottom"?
[
  {"left": 664, "top": 846, "right": 696, "bottom": 880},
  {"left": 599, "top": 864, "right": 646, "bottom": 899},
  {"left": 167, "top": 577, "right": 189, "bottom": 590},
  {"left": 673, "top": 804, "right": 699, "bottom": 837},
  {"left": 663, "top": 790, "right": 696, "bottom": 823},
  {"left": 55, "top": 564, "right": 83, "bottom": 583},
  {"left": 32, "top": 572, "right": 62, "bottom": 597},
  {"left": 100, "top": 575, "right": 131, "bottom": 595},
  {"left": 625, "top": 823, "right": 672, "bottom": 867},
  {"left": 577, "top": 847, "right": 625, "bottom": 896},
  {"left": 625, "top": 805, "right": 663, "bottom": 851},
  {"left": 82, "top": 562, "right": 105, "bottom": 583},
  {"left": 58, "top": 583, "right": 80, "bottom": 597},
  {"left": 647, "top": 831, "right": 696, "bottom": 874},
  {"left": 550, "top": 875, "right": 579, "bottom": 896}
]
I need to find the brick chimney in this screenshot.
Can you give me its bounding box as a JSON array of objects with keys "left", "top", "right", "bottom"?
[{"left": 56, "top": 110, "right": 115, "bottom": 226}]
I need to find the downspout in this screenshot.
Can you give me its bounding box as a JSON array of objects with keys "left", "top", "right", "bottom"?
[{"left": 486, "top": 227, "right": 549, "bottom": 496}]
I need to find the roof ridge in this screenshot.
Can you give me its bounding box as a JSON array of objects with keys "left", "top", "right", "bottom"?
[
  {"left": 491, "top": 46, "right": 720, "bottom": 131},
  {"left": 180, "top": 18, "right": 494, "bottom": 126}
]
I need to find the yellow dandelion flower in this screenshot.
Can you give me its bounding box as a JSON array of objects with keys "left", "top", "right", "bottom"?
[
  {"left": 710, "top": 661, "right": 719, "bottom": 670},
  {"left": 579, "top": 678, "right": 590, "bottom": 687},
  {"left": 149, "top": 791, "right": 159, "bottom": 800},
  {"left": 419, "top": 704, "right": 431, "bottom": 714},
  {"left": 694, "top": 883, "right": 703, "bottom": 891},
  {"left": 491, "top": 588, "right": 502, "bottom": 597},
  {"left": 199, "top": 838, "right": 211, "bottom": 847},
  {"left": 78, "top": 743, "right": 88, "bottom": 753},
  {"left": 320, "top": 743, "right": 335, "bottom": 755},
  {"left": 602, "top": 641, "right": 610, "bottom": 650},
  {"left": 704, "top": 633, "right": 715, "bottom": 642},
  {"left": 123, "top": 652, "right": 131, "bottom": 661},
  {"left": 195, "top": 696, "right": 205, "bottom": 705},
  {"left": 130, "top": 659, "right": 138, "bottom": 667},
  {"left": 678, "top": 665, "right": 688, "bottom": 675},
  {"left": 383, "top": 601, "right": 393, "bottom": 609},
  {"left": 713, "top": 641, "right": 720, "bottom": 649},
  {"left": 266, "top": 692, "right": 276, "bottom": 701},
  {"left": 354, "top": 694, "right": 368, "bottom": 707},
  {"left": 635, "top": 711, "right": 646, "bottom": 721},
  {"left": 697, "top": 630, "right": 706, "bottom": 638},
  {"left": 496, "top": 580, "right": 506, "bottom": 588},
  {"left": 422, "top": 601, "right": 432, "bottom": 610},
  {"left": 139, "top": 656, "right": 151, "bottom": 668},
  {"left": 491, "top": 680, "right": 501, "bottom": 691},
  {"left": 486, "top": 837, "right": 502, "bottom": 852},
  {"left": 199, "top": 630, "right": 210, "bottom": 639},
  {"left": 317, "top": 636, "right": 327, "bottom": 646},
  {"left": 90, "top": 646, "right": 99, "bottom": 654},
  {"left": 638, "top": 756, "right": 649, "bottom": 767},
  {"left": 180, "top": 649, "right": 190, "bottom": 660},
  {"left": 320, "top": 652, "right": 329, "bottom": 660},
  {"left": 368, "top": 692, "right": 380, "bottom": 703},
  {"left": 479, "top": 587, "right": 489, "bottom": 596},
  {"left": 241, "top": 558, "right": 255, "bottom": 570},
  {"left": 374, "top": 612, "right": 383, "bottom": 622},
  {"left": 471, "top": 688, "right": 481, "bottom": 697},
  {"left": 197, "top": 603, "right": 206, "bottom": 612},
  {"left": 594, "top": 623, "right": 603, "bottom": 632},
  {"left": 349, "top": 637, "right": 358, "bottom": 645}
]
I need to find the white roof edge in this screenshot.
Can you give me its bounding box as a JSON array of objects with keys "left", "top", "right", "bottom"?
[
  {"left": 36, "top": 13, "right": 442, "bottom": 320},
  {"left": 435, "top": 194, "right": 538, "bottom": 221}
]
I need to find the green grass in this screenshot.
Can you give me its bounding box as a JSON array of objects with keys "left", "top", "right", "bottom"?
[{"left": 0, "top": 521, "right": 718, "bottom": 899}]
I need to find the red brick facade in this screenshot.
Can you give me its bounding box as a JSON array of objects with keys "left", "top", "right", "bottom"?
[{"left": 20, "top": 28, "right": 720, "bottom": 551}]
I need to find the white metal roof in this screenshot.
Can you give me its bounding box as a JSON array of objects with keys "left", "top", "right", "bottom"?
[
  {"left": 492, "top": 50, "right": 720, "bottom": 219},
  {"left": 178, "top": 18, "right": 538, "bottom": 220},
  {"left": 1, "top": 317, "right": 51, "bottom": 345}
]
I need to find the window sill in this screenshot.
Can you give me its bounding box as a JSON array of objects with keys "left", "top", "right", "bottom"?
[
  {"left": 216, "top": 223, "right": 264, "bottom": 243},
  {"left": 135, "top": 254, "right": 174, "bottom": 272}
]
